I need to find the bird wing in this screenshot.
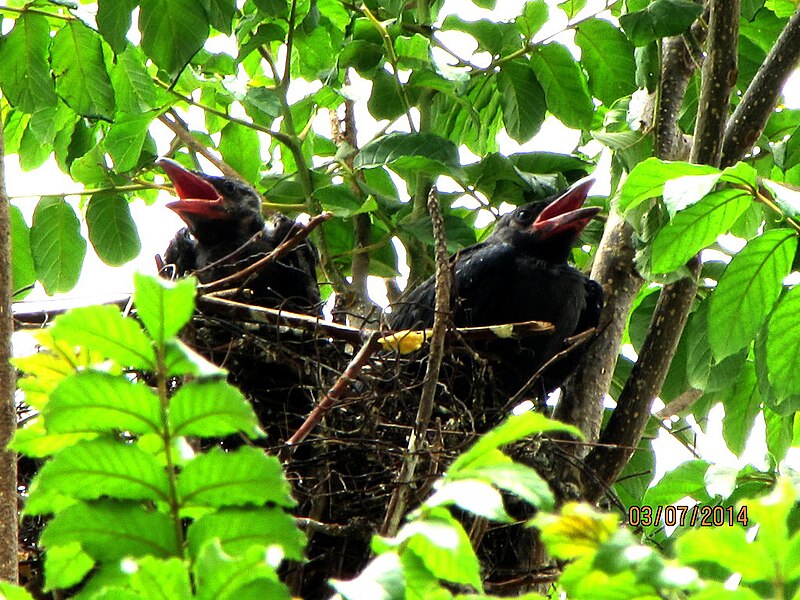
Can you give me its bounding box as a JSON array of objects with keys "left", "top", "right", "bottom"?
[
  {"left": 575, "top": 278, "right": 603, "bottom": 334},
  {"left": 164, "top": 228, "right": 198, "bottom": 277},
  {"left": 388, "top": 242, "right": 515, "bottom": 330}
]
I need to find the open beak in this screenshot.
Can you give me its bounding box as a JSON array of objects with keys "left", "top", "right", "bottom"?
[
  {"left": 531, "top": 177, "right": 600, "bottom": 238},
  {"left": 158, "top": 157, "right": 227, "bottom": 221}
]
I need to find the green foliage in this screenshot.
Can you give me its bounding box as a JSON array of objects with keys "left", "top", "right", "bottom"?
[{"left": 11, "top": 275, "right": 299, "bottom": 597}]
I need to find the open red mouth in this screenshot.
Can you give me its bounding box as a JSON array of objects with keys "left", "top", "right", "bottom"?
[
  {"left": 158, "top": 157, "right": 227, "bottom": 221},
  {"left": 531, "top": 177, "right": 600, "bottom": 238}
]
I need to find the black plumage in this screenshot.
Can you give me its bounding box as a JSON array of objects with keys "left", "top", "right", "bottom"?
[
  {"left": 159, "top": 158, "right": 322, "bottom": 315},
  {"left": 388, "top": 177, "right": 603, "bottom": 400}
]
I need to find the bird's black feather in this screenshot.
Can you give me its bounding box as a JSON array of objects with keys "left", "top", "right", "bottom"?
[{"left": 388, "top": 181, "right": 603, "bottom": 402}]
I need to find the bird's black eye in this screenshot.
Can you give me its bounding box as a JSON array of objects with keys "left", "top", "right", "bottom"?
[
  {"left": 515, "top": 209, "right": 530, "bottom": 223},
  {"left": 221, "top": 181, "right": 236, "bottom": 196}
]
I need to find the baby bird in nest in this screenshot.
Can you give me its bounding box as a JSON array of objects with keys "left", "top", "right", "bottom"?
[{"left": 158, "top": 158, "right": 322, "bottom": 316}]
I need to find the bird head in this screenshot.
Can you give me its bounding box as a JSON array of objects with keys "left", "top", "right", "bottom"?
[
  {"left": 158, "top": 158, "right": 264, "bottom": 244},
  {"left": 490, "top": 177, "right": 600, "bottom": 263}
]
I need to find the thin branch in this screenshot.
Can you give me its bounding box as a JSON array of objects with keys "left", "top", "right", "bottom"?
[
  {"left": 158, "top": 112, "right": 243, "bottom": 180},
  {"left": 382, "top": 187, "right": 451, "bottom": 536},
  {"left": 154, "top": 80, "right": 296, "bottom": 148},
  {"left": 8, "top": 183, "right": 167, "bottom": 201},
  {"left": 721, "top": 4, "right": 800, "bottom": 167},
  {"left": 0, "top": 93, "right": 18, "bottom": 583},
  {"left": 282, "top": 332, "right": 382, "bottom": 451}
]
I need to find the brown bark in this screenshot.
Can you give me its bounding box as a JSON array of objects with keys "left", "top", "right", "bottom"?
[
  {"left": 583, "top": 0, "right": 739, "bottom": 500},
  {"left": 0, "top": 103, "right": 19, "bottom": 583},
  {"left": 721, "top": 5, "right": 800, "bottom": 167}
]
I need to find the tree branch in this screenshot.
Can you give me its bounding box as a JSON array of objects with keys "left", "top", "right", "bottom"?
[
  {"left": 382, "top": 187, "right": 451, "bottom": 536},
  {"left": 691, "top": 0, "right": 740, "bottom": 167},
  {"left": 158, "top": 112, "right": 244, "bottom": 180},
  {"left": 655, "top": 15, "right": 709, "bottom": 159},
  {"left": 0, "top": 99, "right": 19, "bottom": 583},
  {"left": 584, "top": 260, "right": 700, "bottom": 501},
  {"left": 720, "top": 4, "right": 800, "bottom": 167}
]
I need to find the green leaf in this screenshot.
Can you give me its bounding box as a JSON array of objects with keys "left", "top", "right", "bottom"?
[
  {"left": 651, "top": 190, "right": 753, "bottom": 273},
  {"left": 105, "top": 114, "right": 154, "bottom": 172},
  {"left": 97, "top": 0, "right": 137, "bottom": 53},
  {"left": 642, "top": 459, "right": 711, "bottom": 507},
  {"left": 558, "top": 0, "right": 587, "bottom": 18},
  {"left": 395, "top": 34, "right": 431, "bottom": 70},
  {"left": 452, "top": 412, "right": 580, "bottom": 472},
  {"left": 187, "top": 507, "right": 306, "bottom": 560},
  {"left": 0, "top": 582, "right": 37, "bottom": 600},
  {"left": 454, "top": 462, "right": 555, "bottom": 512},
  {"left": 29, "top": 197, "right": 87, "bottom": 295},
  {"left": 441, "top": 16, "right": 506, "bottom": 55},
  {"left": 35, "top": 438, "right": 170, "bottom": 504},
  {"left": 315, "top": 185, "right": 376, "bottom": 217},
  {"left": 219, "top": 122, "right": 261, "bottom": 184},
  {"left": 0, "top": 13, "right": 58, "bottom": 113},
  {"left": 10, "top": 205, "right": 36, "bottom": 299},
  {"left": 163, "top": 340, "right": 225, "bottom": 378},
  {"left": 168, "top": 379, "right": 261, "bottom": 439},
  {"left": 427, "top": 479, "right": 511, "bottom": 522},
  {"left": 722, "top": 363, "right": 762, "bottom": 456},
  {"left": 178, "top": 446, "right": 294, "bottom": 508},
  {"left": 43, "top": 542, "right": 95, "bottom": 592},
  {"left": 676, "top": 526, "right": 771, "bottom": 582},
  {"left": 662, "top": 173, "right": 724, "bottom": 215},
  {"left": 355, "top": 132, "right": 460, "bottom": 178},
  {"left": 19, "top": 102, "right": 75, "bottom": 172},
  {"left": 367, "top": 69, "right": 406, "bottom": 121},
  {"left": 431, "top": 76, "right": 502, "bottom": 155},
  {"left": 41, "top": 499, "right": 180, "bottom": 560},
  {"left": 497, "top": 60, "right": 546, "bottom": 143},
  {"left": 127, "top": 556, "right": 193, "bottom": 600},
  {"left": 51, "top": 21, "right": 115, "bottom": 120},
  {"left": 396, "top": 508, "right": 481, "bottom": 589},
  {"left": 44, "top": 371, "right": 162, "bottom": 436},
  {"left": 139, "top": 0, "right": 210, "bottom": 79},
  {"left": 133, "top": 272, "right": 196, "bottom": 344},
  {"left": 51, "top": 305, "right": 156, "bottom": 369},
  {"left": 529, "top": 43, "right": 594, "bottom": 130},
  {"left": 207, "top": 0, "right": 237, "bottom": 34},
  {"left": 515, "top": 1, "right": 548, "bottom": 39},
  {"left": 765, "top": 407, "right": 793, "bottom": 461},
  {"left": 86, "top": 193, "right": 142, "bottom": 266},
  {"left": 242, "top": 86, "right": 283, "bottom": 124},
  {"left": 291, "top": 24, "right": 340, "bottom": 80},
  {"left": 112, "top": 46, "right": 161, "bottom": 116},
  {"left": 575, "top": 18, "right": 636, "bottom": 105},
  {"left": 330, "top": 552, "right": 405, "bottom": 600},
  {"left": 620, "top": 0, "right": 704, "bottom": 46},
  {"left": 618, "top": 158, "right": 720, "bottom": 212},
  {"left": 766, "top": 285, "right": 800, "bottom": 400},
  {"left": 193, "top": 541, "right": 288, "bottom": 600},
  {"left": 708, "top": 229, "right": 797, "bottom": 360}
]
